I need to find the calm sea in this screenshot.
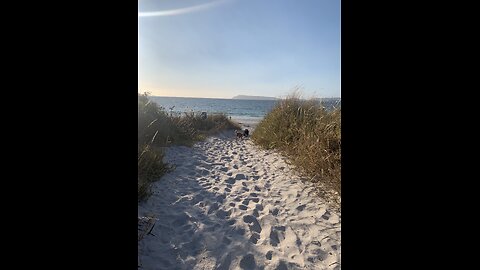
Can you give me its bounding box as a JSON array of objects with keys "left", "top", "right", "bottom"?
[{"left": 149, "top": 96, "right": 340, "bottom": 129}]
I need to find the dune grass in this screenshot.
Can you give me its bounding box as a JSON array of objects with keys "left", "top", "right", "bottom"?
[
  {"left": 252, "top": 93, "right": 341, "bottom": 197},
  {"left": 138, "top": 92, "right": 240, "bottom": 201}
]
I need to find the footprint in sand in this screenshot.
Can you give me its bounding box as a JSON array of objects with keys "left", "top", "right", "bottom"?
[
  {"left": 266, "top": 251, "right": 273, "bottom": 260},
  {"left": 321, "top": 210, "right": 331, "bottom": 220},
  {"left": 225, "top": 178, "right": 236, "bottom": 185},
  {"left": 243, "top": 215, "right": 262, "bottom": 233},
  {"left": 239, "top": 254, "right": 256, "bottom": 269},
  {"left": 269, "top": 226, "right": 286, "bottom": 246},
  {"left": 310, "top": 248, "right": 329, "bottom": 262},
  {"left": 250, "top": 232, "right": 260, "bottom": 244},
  {"left": 276, "top": 260, "right": 293, "bottom": 270},
  {"left": 201, "top": 183, "right": 212, "bottom": 189},
  {"left": 215, "top": 209, "right": 231, "bottom": 219},
  {"left": 296, "top": 204, "right": 306, "bottom": 211},
  {"left": 235, "top": 173, "right": 247, "bottom": 180},
  {"left": 269, "top": 230, "right": 280, "bottom": 246}
]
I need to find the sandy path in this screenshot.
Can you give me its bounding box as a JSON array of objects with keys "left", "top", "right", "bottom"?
[{"left": 138, "top": 132, "right": 341, "bottom": 270}]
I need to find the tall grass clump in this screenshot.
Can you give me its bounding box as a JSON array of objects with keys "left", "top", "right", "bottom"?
[
  {"left": 138, "top": 93, "right": 171, "bottom": 201},
  {"left": 252, "top": 92, "right": 341, "bottom": 196},
  {"left": 138, "top": 92, "right": 240, "bottom": 201}
]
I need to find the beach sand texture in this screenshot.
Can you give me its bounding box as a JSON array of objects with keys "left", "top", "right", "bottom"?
[{"left": 138, "top": 132, "right": 341, "bottom": 270}]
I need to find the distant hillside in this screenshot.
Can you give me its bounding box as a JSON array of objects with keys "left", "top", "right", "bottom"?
[{"left": 232, "top": 95, "right": 278, "bottom": 100}]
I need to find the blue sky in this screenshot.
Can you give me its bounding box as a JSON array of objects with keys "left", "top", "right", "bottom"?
[{"left": 139, "top": 0, "right": 340, "bottom": 98}]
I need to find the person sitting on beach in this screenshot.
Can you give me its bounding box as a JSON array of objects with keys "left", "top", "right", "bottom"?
[{"left": 243, "top": 129, "right": 249, "bottom": 138}]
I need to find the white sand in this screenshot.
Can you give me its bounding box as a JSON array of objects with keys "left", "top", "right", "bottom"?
[{"left": 138, "top": 132, "right": 341, "bottom": 270}]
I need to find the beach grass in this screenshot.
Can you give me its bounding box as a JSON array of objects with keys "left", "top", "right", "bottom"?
[
  {"left": 138, "top": 92, "right": 240, "bottom": 201},
  {"left": 252, "top": 92, "right": 341, "bottom": 195}
]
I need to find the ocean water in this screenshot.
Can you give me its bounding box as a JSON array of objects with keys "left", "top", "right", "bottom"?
[{"left": 148, "top": 96, "right": 340, "bottom": 129}]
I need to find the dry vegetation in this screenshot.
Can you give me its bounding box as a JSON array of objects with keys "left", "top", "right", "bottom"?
[{"left": 252, "top": 93, "right": 341, "bottom": 198}]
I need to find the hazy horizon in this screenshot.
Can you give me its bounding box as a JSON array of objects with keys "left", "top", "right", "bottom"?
[
  {"left": 142, "top": 94, "right": 341, "bottom": 100},
  {"left": 139, "top": 0, "right": 340, "bottom": 99},
  {"left": 139, "top": 93, "right": 341, "bottom": 99}
]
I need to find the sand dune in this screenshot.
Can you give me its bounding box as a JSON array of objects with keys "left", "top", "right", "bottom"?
[{"left": 138, "top": 132, "right": 341, "bottom": 270}]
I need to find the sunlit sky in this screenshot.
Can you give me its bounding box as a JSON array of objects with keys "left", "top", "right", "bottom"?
[{"left": 139, "top": 0, "right": 340, "bottom": 99}]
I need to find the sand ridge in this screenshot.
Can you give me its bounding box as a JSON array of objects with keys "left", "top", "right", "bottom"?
[{"left": 138, "top": 132, "right": 341, "bottom": 270}]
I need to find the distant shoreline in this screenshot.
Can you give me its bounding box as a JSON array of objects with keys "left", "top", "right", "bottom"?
[
  {"left": 148, "top": 95, "right": 341, "bottom": 101},
  {"left": 146, "top": 96, "right": 340, "bottom": 131}
]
